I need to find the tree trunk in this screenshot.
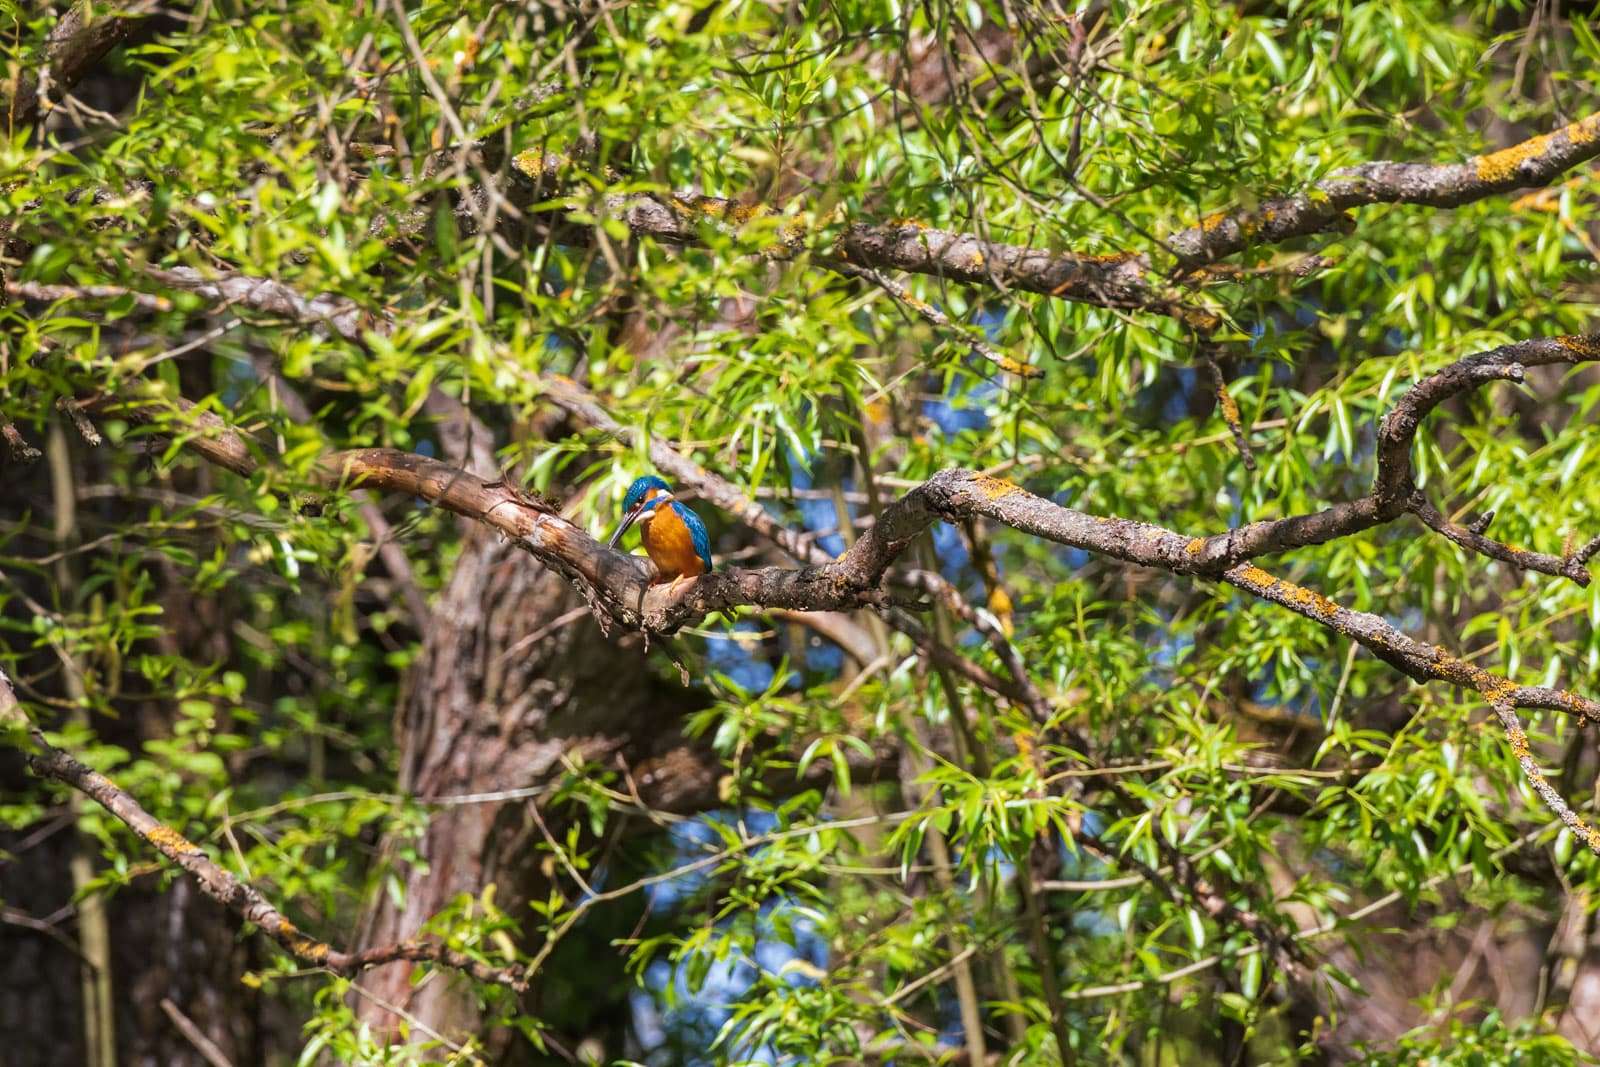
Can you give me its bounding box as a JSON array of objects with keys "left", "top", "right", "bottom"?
[{"left": 352, "top": 523, "right": 698, "bottom": 1048}]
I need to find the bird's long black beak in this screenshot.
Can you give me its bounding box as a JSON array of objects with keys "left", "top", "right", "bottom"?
[{"left": 608, "top": 502, "right": 646, "bottom": 549}]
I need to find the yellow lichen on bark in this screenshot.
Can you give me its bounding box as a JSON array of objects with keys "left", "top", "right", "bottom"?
[
  {"left": 1557, "top": 334, "right": 1600, "bottom": 357},
  {"left": 511, "top": 147, "right": 569, "bottom": 179},
  {"left": 1234, "top": 565, "right": 1278, "bottom": 590},
  {"left": 1217, "top": 385, "right": 1242, "bottom": 427},
  {"left": 1281, "top": 582, "right": 1339, "bottom": 619},
  {"left": 1474, "top": 116, "right": 1599, "bottom": 183},
  {"left": 994, "top": 354, "right": 1042, "bottom": 379},
  {"left": 1503, "top": 720, "right": 1531, "bottom": 757},
  {"left": 1475, "top": 132, "right": 1557, "bottom": 183},
  {"left": 970, "top": 473, "right": 1022, "bottom": 500},
  {"left": 289, "top": 937, "right": 331, "bottom": 962},
  {"left": 146, "top": 824, "right": 198, "bottom": 854}
]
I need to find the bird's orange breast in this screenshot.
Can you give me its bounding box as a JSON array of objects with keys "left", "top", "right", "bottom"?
[{"left": 642, "top": 506, "right": 706, "bottom": 580}]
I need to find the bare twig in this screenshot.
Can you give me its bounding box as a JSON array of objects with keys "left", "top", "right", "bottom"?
[
  {"left": 840, "top": 262, "right": 1043, "bottom": 379},
  {"left": 159, "top": 998, "right": 236, "bottom": 1067}
]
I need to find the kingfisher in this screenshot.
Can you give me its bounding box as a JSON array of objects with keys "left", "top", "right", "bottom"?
[{"left": 608, "top": 475, "right": 714, "bottom": 589}]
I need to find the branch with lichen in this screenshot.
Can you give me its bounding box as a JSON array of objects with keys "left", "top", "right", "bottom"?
[
  {"left": 1411, "top": 495, "right": 1598, "bottom": 585},
  {"left": 17, "top": 263, "right": 1043, "bottom": 716},
  {"left": 0, "top": 669, "right": 530, "bottom": 992},
  {"left": 84, "top": 357, "right": 1600, "bottom": 851},
  {"left": 508, "top": 112, "right": 1600, "bottom": 318},
  {"left": 1167, "top": 114, "right": 1600, "bottom": 269},
  {"left": 1177, "top": 335, "right": 1600, "bottom": 578},
  {"left": 1200, "top": 353, "right": 1255, "bottom": 470},
  {"left": 31, "top": 273, "right": 1600, "bottom": 853},
  {"left": 1490, "top": 701, "right": 1600, "bottom": 856}
]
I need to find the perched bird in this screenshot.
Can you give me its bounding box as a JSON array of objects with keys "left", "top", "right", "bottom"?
[{"left": 608, "top": 475, "right": 713, "bottom": 589}]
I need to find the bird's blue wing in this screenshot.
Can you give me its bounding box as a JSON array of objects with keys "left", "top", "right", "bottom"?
[{"left": 673, "top": 501, "right": 714, "bottom": 572}]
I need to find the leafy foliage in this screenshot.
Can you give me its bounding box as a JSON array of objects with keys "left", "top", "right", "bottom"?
[{"left": 2, "top": 1, "right": 1599, "bottom": 1064}]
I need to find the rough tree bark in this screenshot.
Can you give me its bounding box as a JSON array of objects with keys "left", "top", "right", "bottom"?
[{"left": 351, "top": 522, "right": 700, "bottom": 1049}]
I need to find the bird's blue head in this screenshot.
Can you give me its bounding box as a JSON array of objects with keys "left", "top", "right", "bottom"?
[
  {"left": 622, "top": 475, "right": 672, "bottom": 514},
  {"left": 610, "top": 475, "right": 673, "bottom": 549}
]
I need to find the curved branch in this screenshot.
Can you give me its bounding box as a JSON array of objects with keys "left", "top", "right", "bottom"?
[
  {"left": 61, "top": 273, "right": 1600, "bottom": 592},
  {"left": 1411, "top": 495, "right": 1592, "bottom": 584},
  {"left": 107, "top": 374, "right": 1600, "bottom": 740},
  {"left": 1190, "top": 335, "right": 1600, "bottom": 574}
]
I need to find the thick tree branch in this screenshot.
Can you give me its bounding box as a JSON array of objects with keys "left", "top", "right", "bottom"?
[
  {"left": 101, "top": 378, "right": 1600, "bottom": 849},
  {"left": 5, "top": 3, "right": 145, "bottom": 130},
  {"left": 44, "top": 280, "right": 1600, "bottom": 857},
  {"left": 1167, "top": 113, "right": 1600, "bottom": 268},
  {"left": 510, "top": 113, "right": 1600, "bottom": 315},
  {"left": 98, "top": 331, "right": 1600, "bottom": 728}
]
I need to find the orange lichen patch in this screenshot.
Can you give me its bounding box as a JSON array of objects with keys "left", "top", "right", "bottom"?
[
  {"left": 1280, "top": 582, "right": 1339, "bottom": 619},
  {"left": 1470, "top": 115, "right": 1598, "bottom": 185},
  {"left": 146, "top": 825, "right": 198, "bottom": 854},
  {"left": 988, "top": 586, "right": 1015, "bottom": 635},
  {"left": 970, "top": 473, "right": 1022, "bottom": 499},
  {"left": 1502, "top": 720, "right": 1532, "bottom": 758},
  {"left": 1199, "top": 210, "right": 1261, "bottom": 237},
  {"left": 274, "top": 918, "right": 331, "bottom": 960},
  {"left": 1557, "top": 335, "right": 1600, "bottom": 357},
  {"left": 965, "top": 250, "right": 987, "bottom": 270},
  {"left": 887, "top": 217, "right": 931, "bottom": 230},
  {"left": 1012, "top": 728, "right": 1034, "bottom": 759},
  {"left": 995, "top": 354, "right": 1043, "bottom": 379},
  {"left": 1185, "top": 538, "right": 1206, "bottom": 556},
  {"left": 288, "top": 937, "right": 331, "bottom": 962},
  {"left": 1217, "top": 386, "right": 1242, "bottom": 427},
  {"left": 1234, "top": 564, "right": 1278, "bottom": 590},
  {"left": 1082, "top": 250, "right": 1137, "bottom": 264},
  {"left": 1484, "top": 678, "right": 1518, "bottom": 703},
  {"left": 667, "top": 195, "right": 768, "bottom": 226},
  {"left": 512, "top": 148, "right": 572, "bottom": 179},
  {"left": 1475, "top": 132, "right": 1557, "bottom": 183}
]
